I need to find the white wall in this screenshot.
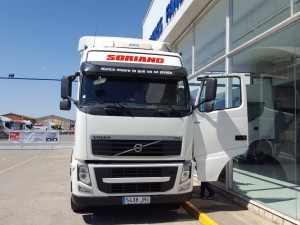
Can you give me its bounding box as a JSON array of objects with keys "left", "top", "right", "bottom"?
[
  {"left": 143, "top": 0, "right": 193, "bottom": 41},
  {"left": 143, "top": 0, "right": 211, "bottom": 44}
]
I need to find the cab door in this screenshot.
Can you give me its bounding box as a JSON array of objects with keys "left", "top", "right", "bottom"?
[{"left": 193, "top": 74, "right": 248, "bottom": 181}]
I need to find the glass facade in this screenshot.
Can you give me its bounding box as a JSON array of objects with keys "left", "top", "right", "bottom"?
[
  {"left": 177, "top": 32, "right": 193, "bottom": 74},
  {"left": 174, "top": 0, "right": 300, "bottom": 221},
  {"left": 231, "top": 22, "right": 300, "bottom": 219},
  {"left": 232, "top": 0, "right": 290, "bottom": 49},
  {"left": 194, "top": 0, "right": 226, "bottom": 71},
  {"left": 296, "top": 0, "right": 300, "bottom": 13},
  {"left": 189, "top": 61, "right": 225, "bottom": 104}
]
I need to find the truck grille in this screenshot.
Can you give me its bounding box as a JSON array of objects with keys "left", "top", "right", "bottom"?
[
  {"left": 91, "top": 139, "right": 182, "bottom": 156},
  {"left": 94, "top": 167, "right": 178, "bottom": 194}
]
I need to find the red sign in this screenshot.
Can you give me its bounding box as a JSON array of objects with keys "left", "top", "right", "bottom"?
[{"left": 10, "top": 132, "right": 20, "bottom": 141}]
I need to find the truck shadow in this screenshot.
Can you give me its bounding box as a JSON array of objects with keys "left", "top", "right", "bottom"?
[{"left": 80, "top": 204, "right": 195, "bottom": 224}]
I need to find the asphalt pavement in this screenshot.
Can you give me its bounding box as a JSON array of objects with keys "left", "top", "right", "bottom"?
[
  {"left": 185, "top": 179, "right": 274, "bottom": 225},
  {"left": 0, "top": 136, "right": 278, "bottom": 225},
  {"left": 0, "top": 148, "right": 200, "bottom": 225}
]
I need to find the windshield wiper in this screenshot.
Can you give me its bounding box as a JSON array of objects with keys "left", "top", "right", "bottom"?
[
  {"left": 158, "top": 105, "right": 182, "bottom": 116},
  {"left": 84, "top": 101, "right": 134, "bottom": 116},
  {"left": 104, "top": 102, "right": 134, "bottom": 117},
  {"left": 84, "top": 101, "right": 107, "bottom": 105}
]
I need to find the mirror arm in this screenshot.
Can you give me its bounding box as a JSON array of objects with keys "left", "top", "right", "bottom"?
[
  {"left": 192, "top": 99, "right": 206, "bottom": 110},
  {"left": 67, "top": 96, "right": 77, "bottom": 103},
  {"left": 192, "top": 79, "right": 206, "bottom": 110},
  {"left": 63, "top": 97, "right": 78, "bottom": 108},
  {"left": 70, "top": 72, "right": 80, "bottom": 81},
  {"left": 68, "top": 72, "right": 80, "bottom": 82}
]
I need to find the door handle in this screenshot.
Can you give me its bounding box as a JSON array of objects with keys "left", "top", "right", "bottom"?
[{"left": 235, "top": 135, "right": 247, "bottom": 141}]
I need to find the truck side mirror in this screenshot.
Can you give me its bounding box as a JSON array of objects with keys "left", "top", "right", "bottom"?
[
  {"left": 193, "top": 77, "right": 217, "bottom": 110},
  {"left": 61, "top": 76, "right": 72, "bottom": 99},
  {"left": 60, "top": 99, "right": 71, "bottom": 111},
  {"left": 60, "top": 73, "right": 79, "bottom": 111},
  {"left": 203, "top": 102, "right": 214, "bottom": 112},
  {"left": 204, "top": 78, "right": 217, "bottom": 102}
]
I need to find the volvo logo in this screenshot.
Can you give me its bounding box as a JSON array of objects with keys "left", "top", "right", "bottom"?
[
  {"left": 114, "top": 140, "right": 162, "bottom": 156},
  {"left": 133, "top": 144, "right": 143, "bottom": 153}
]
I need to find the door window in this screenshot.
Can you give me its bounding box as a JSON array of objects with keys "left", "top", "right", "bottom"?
[{"left": 198, "top": 77, "right": 241, "bottom": 111}]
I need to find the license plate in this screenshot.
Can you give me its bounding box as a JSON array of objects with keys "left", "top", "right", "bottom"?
[{"left": 122, "top": 196, "right": 151, "bottom": 205}]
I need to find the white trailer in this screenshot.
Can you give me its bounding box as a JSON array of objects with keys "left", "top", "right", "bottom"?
[
  {"left": 22, "top": 120, "right": 33, "bottom": 130},
  {"left": 0, "top": 116, "right": 13, "bottom": 132},
  {"left": 60, "top": 36, "right": 248, "bottom": 211}
]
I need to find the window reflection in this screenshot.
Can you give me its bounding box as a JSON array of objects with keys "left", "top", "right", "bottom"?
[
  {"left": 194, "top": 0, "right": 226, "bottom": 71},
  {"left": 177, "top": 32, "right": 193, "bottom": 74},
  {"left": 233, "top": 0, "right": 290, "bottom": 49},
  {"left": 296, "top": 0, "right": 300, "bottom": 13},
  {"left": 198, "top": 77, "right": 241, "bottom": 111},
  {"left": 232, "top": 22, "right": 299, "bottom": 219}
]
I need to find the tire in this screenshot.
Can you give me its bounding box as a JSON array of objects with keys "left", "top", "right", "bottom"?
[
  {"left": 166, "top": 203, "right": 181, "bottom": 210},
  {"left": 247, "top": 140, "right": 271, "bottom": 164},
  {"left": 159, "top": 203, "right": 182, "bottom": 210},
  {"left": 71, "top": 198, "right": 87, "bottom": 212}
]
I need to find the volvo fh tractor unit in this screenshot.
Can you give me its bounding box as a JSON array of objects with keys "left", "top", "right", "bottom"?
[{"left": 60, "top": 36, "right": 248, "bottom": 211}]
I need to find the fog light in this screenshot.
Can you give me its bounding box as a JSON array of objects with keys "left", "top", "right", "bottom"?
[
  {"left": 78, "top": 163, "right": 91, "bottom": 186},
  {"left": 178, "top": 182, "right": 191, "bottom": 192},
  {"left": 180, "top": 162, "right": 191, "bottom": 184},
  {"left": 78, "top": 185, "right": 93, "bottom": 194}
]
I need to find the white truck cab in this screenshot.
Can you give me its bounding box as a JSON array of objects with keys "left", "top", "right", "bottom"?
[{"left": 60, "top": 36, "right": 248, "bottom": 211}]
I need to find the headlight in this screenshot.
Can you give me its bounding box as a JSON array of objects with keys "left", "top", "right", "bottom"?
[
  {"left": 180, "top": 162, "right": 191, "bottom": 184},
  {"left": 78, "top": 163, "right": 91, "bottom": 186}
]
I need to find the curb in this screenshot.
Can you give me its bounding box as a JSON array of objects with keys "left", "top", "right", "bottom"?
[{"left": 182, "top": 201, "right": 218, "bottom": 225}]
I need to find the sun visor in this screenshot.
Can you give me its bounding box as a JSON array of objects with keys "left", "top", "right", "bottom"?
[
  {"left": 80, "top": 61, "right": 187, "bottom": 77},
  {"left": 86, "top": 51, "right": 182, "bottom": 66}
]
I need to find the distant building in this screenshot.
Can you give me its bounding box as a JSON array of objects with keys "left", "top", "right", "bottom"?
[
  {"left": 0, "top": 113, "right": 75, "bottom": 130},
  {"left": 1, "top": 113, "right": 36, "bottom": 123},
  {"left": 35, "top": 115, "right": 75, "bottom": 130}
]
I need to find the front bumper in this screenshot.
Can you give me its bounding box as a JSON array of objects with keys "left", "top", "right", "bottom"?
[{"left": 72, "top": 192, "right": 192, "bottom": 206}]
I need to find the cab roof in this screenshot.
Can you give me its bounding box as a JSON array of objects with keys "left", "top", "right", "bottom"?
[{"left": 78, "top": 36, "right": 172, "bottom": 52}]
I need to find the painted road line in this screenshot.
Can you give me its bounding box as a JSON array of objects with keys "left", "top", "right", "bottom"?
[
  {"left": 0, "top": 156, "right": 38, "bottom": 174},
  {"left": 43, "top": 156, "right": 70, "bottom": 159},
  {"left": 183, "top": 201, "right": 218, "bottom": 225},
  {"left": 0, "top": 158, "right": 6, "bottom": 162}
]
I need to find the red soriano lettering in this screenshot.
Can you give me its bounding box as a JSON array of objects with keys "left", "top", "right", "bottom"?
[{"left": 107, "top": 54, "right": 164, "bottom": 64}]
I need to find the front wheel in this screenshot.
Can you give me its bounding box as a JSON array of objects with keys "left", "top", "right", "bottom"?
[
  {"left": 162, "top": 203, "right": 182, "bottom": 210},
  {"left": 247, "top": 140, "right": 271, "bottom": 164}
]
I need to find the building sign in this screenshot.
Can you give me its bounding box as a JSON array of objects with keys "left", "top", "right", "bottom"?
[
  {"left": 149, "top": 0, "right": 184, "bottom": 40},
  {"left": 166, "top": 0, "right": 184, "bottom": 23},
  {"left": 149, "top": 17, "right": 163, "bottom": 41}
]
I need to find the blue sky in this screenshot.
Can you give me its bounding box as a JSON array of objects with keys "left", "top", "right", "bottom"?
[{"left": 0, "top": 0, "right": 152, "bottom": 120}]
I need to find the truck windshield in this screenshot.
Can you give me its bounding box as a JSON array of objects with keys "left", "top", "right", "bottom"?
[{"left": 80, "top": 74, "right": 190, "bottom": 117}]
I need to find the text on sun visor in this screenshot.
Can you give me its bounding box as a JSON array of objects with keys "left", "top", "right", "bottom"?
[
  {"left": 98, "top": 67, "right": 174, "bottom": 75},
  {"left": 107, "top": 55, "right": 164, "bottom": 63},
  {"left": 86, "top": 52, "right": 182, "bottom": 67}
]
